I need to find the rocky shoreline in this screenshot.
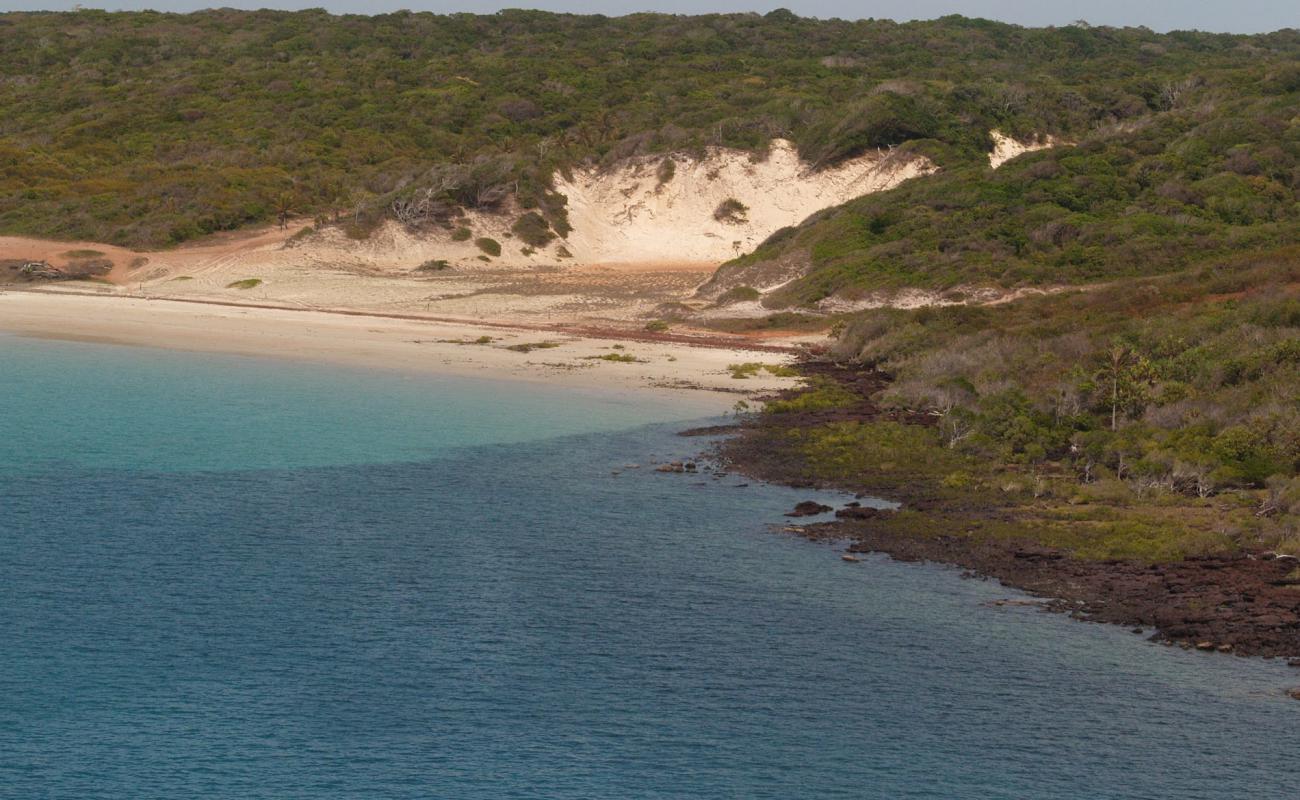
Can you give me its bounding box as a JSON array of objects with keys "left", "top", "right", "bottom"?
[{"left": 706, "top": 361, "right": 1300, "bottom": 667}]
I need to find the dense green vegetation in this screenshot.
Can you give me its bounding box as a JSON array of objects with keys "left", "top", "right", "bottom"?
[
  {"left": 767, "top": 248, "right": 1300, "bottom": 559},
  {"left": 2, "top": 9, "right": 1297, "bottom": 247},
  {"left": 720, "top": 75, "right": 1300, "bottom": 302}
]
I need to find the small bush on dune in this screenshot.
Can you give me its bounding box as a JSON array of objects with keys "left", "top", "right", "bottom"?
[
  {"left": 656, "top": 158, "right": 676, "bottom": 186},
  {"left": 714, "top": 198, "right": 749, "bottom": 224},
  {"left": 475, "top": 237, "right": 501, "bottom": 257},
  {"left": 511, "top": 212, "right": 556, "bottom": 247}
]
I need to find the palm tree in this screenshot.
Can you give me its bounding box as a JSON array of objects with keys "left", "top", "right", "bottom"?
[{"left": 274, "top": 192, "right": 294, "bottom": 229}]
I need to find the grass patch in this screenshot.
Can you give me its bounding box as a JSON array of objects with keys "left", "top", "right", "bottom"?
[
  {"left": 716, "top": 286, "right": 761, "bottom": 305},
  {"left": 727, "top": 362, "right": 799, "bottom": 379},
  {"left": 417, "top": 259, "right": 451, "bottom": 271},
  {"left": 285, "top": 226, "right": 315, "bottom": 246},
  {"left": 504, "top": 341, "right": 561, "bottom": 353},
  {"left": 582, "top": 353, "right": 645, "bottom": 363},
  {"left": 1026, "top": 506, "right": 1235, "bottom": 562},
  {"left": 450, "top": 226, "right": 472, "bottom": 242},
  {"left": 62, "top": 249, "right": 105, "bottom": 259},
  {"left": 226, "top": 278, "right": 262, "bottom": 289},
  {"left": 475, "top": 237, "right": 501, "bottom": 257},
  {"left": 645, "top": 320, "right": 670, "bottom": 332},
  {"left": 764, "top": 377, "right": 858, "bottom": 413},
  {"left": 705, "top": 312, "right": 833, "bottom": 333},
  {"left": 786, "top": 419, "right": 970, "bottom": 490}
]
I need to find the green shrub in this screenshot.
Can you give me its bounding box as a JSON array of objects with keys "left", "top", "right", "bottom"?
[
  {"left": 716, "top": 286, "right": 762, "bottom": 305},
  {"left": 475, "top": 238, "right": 502, "bottom": 257},
  {"left": 656, "top": 158, "right": 676, "bottom": 185},
  {"left": 765, "top": 378, "right": 857, "bottom": 413},
  {"left": 714, "top": 198, "right": 749, "bottom": 224},
  {"left": 511, "top": 212, "right": 556, "bottom": 247}
]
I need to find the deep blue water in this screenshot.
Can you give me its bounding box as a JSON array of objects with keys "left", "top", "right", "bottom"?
[{"left": 2, "top": 336, "right": 1298, "bottom": 799}]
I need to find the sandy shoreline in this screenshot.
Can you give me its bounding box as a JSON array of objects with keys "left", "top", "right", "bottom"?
[{"left": 0, "top": 290, "right": 800, "bottom": 411}]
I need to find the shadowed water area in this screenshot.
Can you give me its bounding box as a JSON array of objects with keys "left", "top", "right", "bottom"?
[{"left": 2, "top": 336, "right": 1297, "bottom": 798}]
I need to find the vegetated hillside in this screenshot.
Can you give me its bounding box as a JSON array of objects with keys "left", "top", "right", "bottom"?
[
  {"left": 754, "top": 249, "right": 1300, "bottom": 562},
  {"left": 1, "top": 9, "right": 1297, "bottom": 247},
  {"left": 707, "top": 73, "right": 1300, "bottom": 305}
]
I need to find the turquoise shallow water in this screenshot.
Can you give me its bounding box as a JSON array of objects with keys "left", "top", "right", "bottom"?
[{"left": 2, "top": 335, "right": 1298, "bottom": 798}]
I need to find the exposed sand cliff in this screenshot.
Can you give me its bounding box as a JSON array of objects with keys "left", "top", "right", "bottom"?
[
  {"left": 0, "top": 138, "right": 938, "bottom": 326},
  {"left": 274, "top": 139, "right": 933, "bottom": 272},
  {"left": 555, "top": 140, "right": 933, "bottom": 265},
  {"left": 2, "top": 132, "right": 1062, "bottom": 333},
  {"left": 988, "top": 129, "right": 1062, "bottom": 168}
]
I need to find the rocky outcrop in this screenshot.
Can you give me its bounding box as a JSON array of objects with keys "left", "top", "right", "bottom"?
[{"left": 785, "top": 500, "right": 833, "bottom": 517}]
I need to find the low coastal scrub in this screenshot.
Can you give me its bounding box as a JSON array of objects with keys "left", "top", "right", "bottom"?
[
  {"left": 725, "top": 78, "right": 1300, "bottom": 304},
  {"left": 736, "top": 251, "right": 1300, "bottom": 563},
  {"left": 836, "top": 252, "right": 1299, "bottom": 510},
  {"left": 583, "top": 353, "right": 644, "bottom": 363},
  {"left": 226, "top": 278, "right": 262, "bottom": 289}
]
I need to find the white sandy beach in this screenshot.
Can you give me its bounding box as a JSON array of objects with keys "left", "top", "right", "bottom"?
[{"left": 0, "top": 290, "right": 801, "bottom": 410}]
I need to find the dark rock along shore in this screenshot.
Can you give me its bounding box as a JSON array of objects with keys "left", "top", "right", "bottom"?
[{"left": 709, "top": 361, "right": 1300, "bottom": 664}]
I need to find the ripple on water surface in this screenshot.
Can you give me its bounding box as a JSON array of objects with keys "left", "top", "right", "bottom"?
[{"left": 1, "top": 337, "right": 1297, "bottom": 799}]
